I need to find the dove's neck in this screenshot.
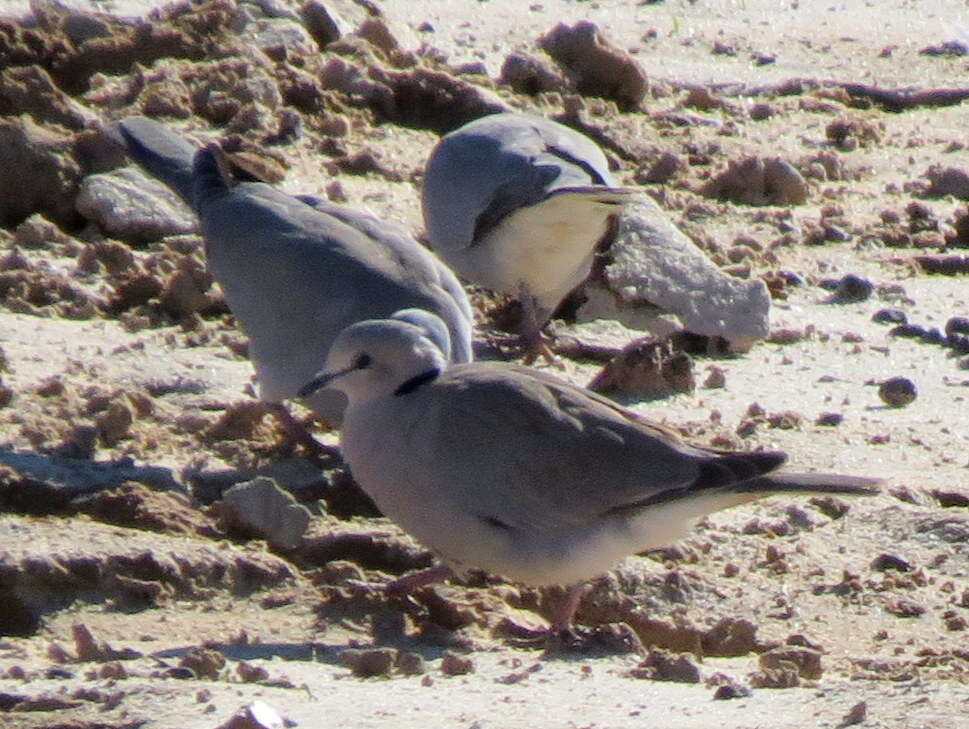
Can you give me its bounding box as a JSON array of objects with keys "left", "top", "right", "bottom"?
[{"left": 394, "top": 367, "right": 441, "bottom": 396}]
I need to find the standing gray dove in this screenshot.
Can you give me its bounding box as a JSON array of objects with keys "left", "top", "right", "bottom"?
[
  {"left": 300, "top": 312, "right": 881, "bottom": 630},
  {"left": 422, "top": 112, "right": 637, "bottom": 361},
  {"left": 115, "top": 117, "right": 473, "bottom": 452}
]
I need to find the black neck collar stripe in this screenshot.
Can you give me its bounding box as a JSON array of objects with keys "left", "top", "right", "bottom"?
[{"left": 394, "top": 368, "right": 441, "bottom": 396}]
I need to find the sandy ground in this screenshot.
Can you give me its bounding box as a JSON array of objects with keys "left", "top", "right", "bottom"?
[{"left": 1, "top": 0, "right": 969, "bottom": 727}]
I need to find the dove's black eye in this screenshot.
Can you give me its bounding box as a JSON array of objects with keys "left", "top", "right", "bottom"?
[{"left": 355, "top": 353, "right": 372, "bottom": 369}]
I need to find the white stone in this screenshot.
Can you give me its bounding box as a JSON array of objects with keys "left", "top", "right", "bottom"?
[
  {"left": 578, "top": 195, "right": 771, "bottom": 351},
  {"left": 76, "top": 166, "right": 197, "bottom": 242},
  {"left": 221, "top": 477, "right": 311, "bottom": 550}
]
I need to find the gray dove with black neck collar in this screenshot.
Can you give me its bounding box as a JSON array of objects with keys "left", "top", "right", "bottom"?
[
  {"left": 116, "top": 116, "right": 473, "bottom": 429},
  {"left": 300, "top": 311, "right": 882, "bottom": 630}
]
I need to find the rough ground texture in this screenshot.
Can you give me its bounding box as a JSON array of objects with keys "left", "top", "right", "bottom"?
[{"left": 1, "top": 0, "right": 968, "bottom": 727}]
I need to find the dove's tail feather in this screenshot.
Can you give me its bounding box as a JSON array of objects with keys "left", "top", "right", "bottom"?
[
  {"left": 733, "top": 472, "right": 883, "bottom": 497},
  {"left": 192, "top": 145, "right": 234, "bottom": 208},
  {"left": 117, "top": 116, "right": 198, "bottom": 207}
]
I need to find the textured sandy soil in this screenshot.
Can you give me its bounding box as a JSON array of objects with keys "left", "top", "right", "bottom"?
[{"left": 1, "top": 1, "right": 968, "bottom": 728}]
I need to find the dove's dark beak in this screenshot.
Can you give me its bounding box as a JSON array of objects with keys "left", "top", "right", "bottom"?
[
  {"left": 298, "top": 367, "right": 348, "bottom": 398},
  {"left": 299, "top": 353, "right": 372, "bottom": 398}
]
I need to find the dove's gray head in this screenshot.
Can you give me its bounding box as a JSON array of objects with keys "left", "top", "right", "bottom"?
[{"left": 299, "top": 310, "right": 449, "bottom": 403}]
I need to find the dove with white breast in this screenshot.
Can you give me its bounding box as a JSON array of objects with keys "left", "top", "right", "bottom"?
[{"left": 422, "top": 112, "right": 637, "bottom": 360}]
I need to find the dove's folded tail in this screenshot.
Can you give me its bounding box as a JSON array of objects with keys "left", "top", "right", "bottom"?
[
  {"left": 117, "top": 116, "right": 198, "bottom": 207},
  {"left": 733, "top": 472, "right": 882, "bottom": 497}
]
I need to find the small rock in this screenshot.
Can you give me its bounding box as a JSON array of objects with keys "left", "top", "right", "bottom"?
[
  {"left": 96, "top": 400, "right": 134, "bottom": 447},
  {"left": 889, "top": 324, "right": 926, "bottom": 339},
  {"left": 539, "top": 21, "right": 647, "bottom": 109},
  {"left": 815, "top": 412, "right": 843, "bottom": 426},
  {"left": 641, "top": 152, "right": 684, "bottom": 184},
  {"left": 416, "top": 586, "right": 480, "bottom": 630},
  {"left": 76, "top": 167, "right": 197, "bottom": 244},
  {"left": 629, "top": 648, "right": 701, "bottom": 683},
  {"left": 786, "top": 634, "right": 823, "bottom": 651},
  {"left": 759, "top": 645, "right": 823, "bottom": 680},
  {"left": 440, "top": 651, "right": 474, "bottom": 676},
  {"left": 703, "top": 365, "right": 726, "bottom": 389},
  {"left": 944, "top": 613, "right": 967, "bottom": 631},
  {"left": 872, "top": 308, "right": 907, "bottom": 325},
  {"left": 45, "top": 666, "right": 75, "bottom": 679},
  {"left": 884, "top": 597, "right": 925, "bottom": 617},
  {"left": 340, "top": 648, "right": 397, "bottom": 677},
  {"left": 945, "top": 316, "right": 969, "bottom": 338},
  {"left": 949, "top": 334, "right": 969, "bottom": 353},
  {"left": 396, "top": 651, "right": 426, "bottom": 676},
  {"left": 839, "top": 701, "right": 867, "bottom": 727},
  {"left": 907, "top": 201, "right": 938, "bottom": 232},
  {"left": 0, "top": 117, "right": 82, "bottom": 228},
  {"left": 915, "top": 253, "right": 969, "bottom": 275},
  {"left": 767, "top": 328, "right": 806, "bottom": 344},
  {"left": 808, "top": 495, "right": 850, "bottom": 519},
  {"left": 931, "top": 489, "right": 969, "bottom": 508},
  {"left": 919, "top": 40, "right": 969, "bottom": 57},
  {"left": 301, "top": 0, "right": 357, "bottom": 47},
  {"left": 99, "top": 662, "right": 127, "bottom": 679},
  {"left": 495, "top": 608, "right": 551, "bottom": 639},
  {"left": 237, "top": 661, "right": 270, "bottom": 682},
  {"left": 680, "top": 87, "right": 733, "bottom": 111},
  {"left": 0, "top": 380, "right": 13, "bottom": 409},
  {"left": 160, "top": 265, "right": 219, "bottom": 318},
  {"left": 748, "top": 666, "right": 800, "bottom": 688},
  {"left": 587, "top": 337, "right": 695, "bottom": 399},
  {"left": 179, "top": 647, "right": 226, "bottom": 680},
  {"left": 925, "top": 165, "right": 969, "bottom": 200},
  {"left": 35, "top": 378, "right": 66, "bottom": 397},
  {"left": 218, "top": 477, "right": 312, "bottom": 550},
  {"left": 833, "top": 274, "right": 874, "bottom": 303},
  {"left": 768, "top": 410, "right": 803, "bottom": 429},
  {"left": 12, "top": 214, "right": 71, "bottom": 249},
  {"left": 161, "top": 666, "right": 197, "bottom": 679},
  {"left": 878, "top": 377, "right": 917, "bottom": 407},
  {"left": 826, "top": 118, "right": 881, "bottom": 150},
  {"left": 71, "top": 623, "right": 141, "bottom": 662},
  {"left": 749, "top": 102, "right": 773, "bottom": 120},
  {"left": 700, "top": 156, "right": 808, "bottom": 206},
  {"left": 498, "top": 51, "right": 568, "bottom": 95},
  {"left": 308, "top": 560, "right": 366, "bottom": 586},
  {"left": 711, "top": 675, "right": 752, "bottom": 699},
  {"left": 702, "top": 617, "right": 760, "bottom": 656},
  {"left": 871, "top": 553, "right": 912, "bottom": 572}
]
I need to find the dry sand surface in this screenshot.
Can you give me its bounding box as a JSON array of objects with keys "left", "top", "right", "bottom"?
[{"left": 1, "top": 0, "right": 969, "bottom": 727}]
